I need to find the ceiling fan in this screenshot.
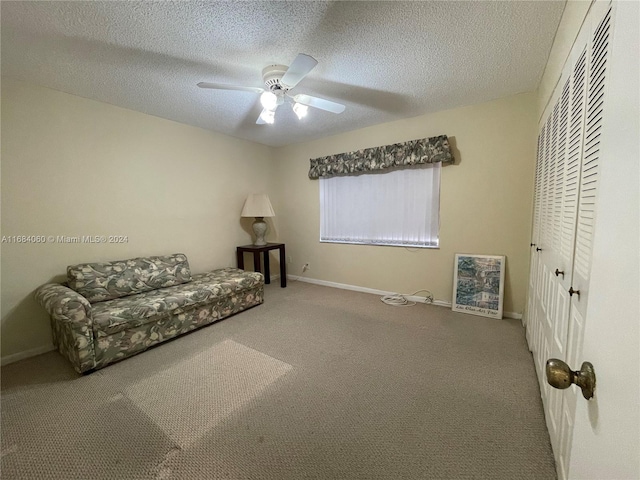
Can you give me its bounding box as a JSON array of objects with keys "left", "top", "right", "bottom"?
[{"left": 198, "top": 53, "right": 346, "bottom": 125}]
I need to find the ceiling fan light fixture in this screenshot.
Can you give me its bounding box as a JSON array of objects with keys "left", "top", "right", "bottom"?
[
  {"left": 198, "top": 53, "right": 346, "bottom": 127},
  {"left": 260, "top": 109, "right": 275, "bottom": 124},
  {"left": 293, "top": 102, "right": 308, "bottom": 119},
  {"left": 260, "top": 91, "right": 278, "bottom": 111}
]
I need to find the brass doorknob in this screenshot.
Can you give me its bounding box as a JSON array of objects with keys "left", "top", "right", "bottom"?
[{"left": 546, "top": 359, "right": 596, "bottom": 400}]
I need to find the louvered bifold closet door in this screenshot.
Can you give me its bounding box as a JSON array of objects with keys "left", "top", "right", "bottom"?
[
  {"left": 539, "top": 100, "right": 559, "bottom": 436},
  {"left": 561, "top": 5, "right": 612, "bottom": 480},
  {"left": 561, "top": 51, "right": 586, "bottom": 272},
  {"left": 543, "top": 47, "right": 590, "bottom": 460},
  {"left": 528, "top": 45, "right": 589, "bottom": 390},
  {"left": 528, "top": 124, "right": 549, "bottom": 381},
  {"left": 526, "top": 133, "right": 544, "bottom": 351},
  {"left": 560, "top": 10, "right": 613, "bottom": 472},
  {"left": 573, "top": 7, "right": 610, "bottom": 293},
  {"left": 524, "top": 3, "right": 613, "bottom": 477},
  {"left": 554, "top": 48, "right": 588, "bottom": 348}
]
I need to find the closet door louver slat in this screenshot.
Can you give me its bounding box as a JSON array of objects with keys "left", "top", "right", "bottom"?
[
  {"left": 562, "top": 49, "right": 588, "bottom": 274},
  {"left": 543, "top": 120, "right": 552, "bottom": 249},
  {"left": 574, "top": 8, "right": 611, "bottom": 281},
  {"left": 558, "top": 78, "right": 572, "bottom": 266},
  {"left": 552, "top": 102, "right": 562, "bottom": 253},
  {"left": 532, "top": 134, "right": 543, "bottom": 243},
  {"left": 556, "top": 79, "right": 570, "bottom": 264}
]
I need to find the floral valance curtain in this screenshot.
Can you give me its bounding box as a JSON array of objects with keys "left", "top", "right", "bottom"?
[{"left": 308, "top": 134, "right": 453, "bottom": 179}]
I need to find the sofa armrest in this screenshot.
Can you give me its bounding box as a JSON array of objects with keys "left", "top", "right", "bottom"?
[
  {"left": 34, "top": 284, "right": 96, "bottom": 373},
  {"left": 35, "top": 283, "right": 93, "bottom": 324}
]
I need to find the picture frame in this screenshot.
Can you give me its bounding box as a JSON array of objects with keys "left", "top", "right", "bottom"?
[{"left": 452, "top": 254, "right": 506, "bottom": 319}]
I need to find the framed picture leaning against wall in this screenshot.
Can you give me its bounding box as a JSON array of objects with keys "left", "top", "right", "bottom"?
[{"left": 452, "top": 253, "right": 505, "bottom": 319}]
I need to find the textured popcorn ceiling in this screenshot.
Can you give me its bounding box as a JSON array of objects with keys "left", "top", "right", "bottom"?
[{"left": 1, "top": 1, "right": 564, "bottom": 147}]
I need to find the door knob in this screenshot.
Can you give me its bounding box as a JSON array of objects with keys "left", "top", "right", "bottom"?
[
  {"left": 536, "top": 247, "right": 543, "bottom": 252},
  {"left": 555, "top": 268, "right": 565, "bottom": 278},
  {"left": 546, "top": 359, "right": 596, "bottom": 400},
  {"left": 569, "top": 287, "right": 580, "bottom": 297}
]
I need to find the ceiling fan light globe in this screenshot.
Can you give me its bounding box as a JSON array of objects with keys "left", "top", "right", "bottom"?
[
  {"left": 260, "top": 91, "right": 278, "bottom": 110},
  {"left": 293, "top": 102, "right": 308, "bottom": 119},
  {"left": 260, "top": 109, "right": 275, "bottom": 124}
]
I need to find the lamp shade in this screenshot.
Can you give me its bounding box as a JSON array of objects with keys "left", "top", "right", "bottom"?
[{"left": 241, "top": 194, "right": 275, "bottom": 218}]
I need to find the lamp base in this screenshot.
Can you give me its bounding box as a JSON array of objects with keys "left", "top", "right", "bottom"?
[{"left": 252, "top": 217, "right": 267, "bottom": 246}]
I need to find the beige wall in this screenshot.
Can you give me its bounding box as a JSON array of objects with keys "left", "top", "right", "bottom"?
[
  {"left": 1, "top": 81, "right": 539, "bottom": 362},
  {"left": 272, "top": 92, "right": 537, "bottom": 314},
  {"left": 1, "top": 79, "right": 273, "bottom": 359}
]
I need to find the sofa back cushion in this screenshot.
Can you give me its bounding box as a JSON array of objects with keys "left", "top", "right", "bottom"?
[{"left": 67, "top": 253, "right": 192, "bottom": 303}]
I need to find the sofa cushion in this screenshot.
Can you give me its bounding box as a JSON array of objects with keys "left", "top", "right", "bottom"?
[
  {"left": 91, "top": 268, "right": 263, "bottom": 336},
  {"left": 67, "top": 254, "right": 192, "bottom": 303}
]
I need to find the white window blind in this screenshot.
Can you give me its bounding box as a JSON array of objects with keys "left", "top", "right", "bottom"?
[{"left": 319, "top": 163, "right": 440, "bottom": 248}]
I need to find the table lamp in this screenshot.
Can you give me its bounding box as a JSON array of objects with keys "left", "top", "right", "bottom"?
[{"left": 241, "top": 194, "right": 275, "bottom": 246}]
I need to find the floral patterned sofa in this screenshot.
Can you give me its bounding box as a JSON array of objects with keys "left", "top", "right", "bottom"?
[{"left": 34, "top": 253, "right": 264, "bottom": 373}]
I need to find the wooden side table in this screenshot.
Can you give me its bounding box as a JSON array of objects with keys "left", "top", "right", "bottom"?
[{"left": 236, "top": 243, "right": 286, "bottom": 288}]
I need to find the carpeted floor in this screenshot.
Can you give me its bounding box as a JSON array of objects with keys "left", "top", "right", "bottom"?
[{"left": 1, "top": 281, "right": 556, "bottom": 479}]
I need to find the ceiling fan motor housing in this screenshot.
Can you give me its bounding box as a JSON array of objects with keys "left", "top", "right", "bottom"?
[{"left": 262, "top": 65, "right": 289, "bottom": 92}]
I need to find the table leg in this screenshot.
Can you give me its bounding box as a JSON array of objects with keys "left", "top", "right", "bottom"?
[
  {"left": 263, "top": 251, "right": 271, "bottom": 284},
  {"left": 237, "top": 248, "right": 244, "bottom": 270},
  {"left": 253, "top": 251, "right": 261, "bottom": 274},
  {"left": 279, "top": 245, "right": 287, "bottom": 288}
]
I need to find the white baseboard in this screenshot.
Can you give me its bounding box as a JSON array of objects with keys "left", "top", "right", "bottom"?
[
  {"left": 1, "top": 344, "right": 55, "bottom": 366},
  {"left": 431, "top": 299, "right": 454, "bottom": 308},
  {"left": 287, "top": 275, "right": 522, "bottom": 320},
  {"left": 288, "top": 275, "right": 399, "bottom": 297}
]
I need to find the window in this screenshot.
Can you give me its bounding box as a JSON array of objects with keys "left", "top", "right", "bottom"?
[{"left": 319, "top": 163, "right": 441, "bottom": 248}]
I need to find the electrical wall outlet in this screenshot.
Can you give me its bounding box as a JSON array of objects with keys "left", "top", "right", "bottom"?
[
  {"left": 302, "top": 263, "right": 310, "bottom": 272},
  {"left": 287, "top": 256, "right": 292, "bottom": 264}
]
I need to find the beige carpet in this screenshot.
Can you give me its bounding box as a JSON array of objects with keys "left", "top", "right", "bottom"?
[{"left": 1, "top": 281, "right": 556, "bottom": 479}]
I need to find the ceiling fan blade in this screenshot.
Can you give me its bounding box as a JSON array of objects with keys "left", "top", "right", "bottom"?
[
  {"left": 293, "top": 94, "right": 346, "bottom": 114},
  {"left": 197, "top": 82, "right": 264, "bottom": 94},
  {"left": 280, "top": 54, "right": 318, "bottom": 89}
]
